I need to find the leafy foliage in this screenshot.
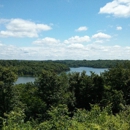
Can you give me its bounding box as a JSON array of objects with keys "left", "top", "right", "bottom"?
[
  {"left": 0, "top": 67, "right": 17, "bottom": 116},
  {"left": 1, "top": 105, "right": 130, "bottom": 130},
  {"left": 0, "top": 61, "right": 130, "bottom": 129},
  {"left": 0, "top": 60, "right": 70, "bottom": 76}
]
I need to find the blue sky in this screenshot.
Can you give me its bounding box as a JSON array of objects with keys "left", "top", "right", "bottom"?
[{"left": 0, "top": 0, "right": 130, "bottom": 60}]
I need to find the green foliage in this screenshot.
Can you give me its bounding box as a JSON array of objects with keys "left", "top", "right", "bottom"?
[
  {"left": 0, "top": 67, "right": 17, "bottom": 117},
  {"left": 2, "top": 105, "right": 130, "bottom": 130},
  {"left": 1, "top": 62, "right": 130, "bottom": 129},
  {"left": 1, "top": 108, "right": 38, "bottom": 130},
  {"left": 1, "top": 60, "right": 130, "bottom": 76},
  {"left": 55, "top": 59, "right": 130, "bottom": 68},
  {"left": 102, "top": 64, "right": 130, "bottom": 110},
  {"left": 35, "top": 70, "right": 61, "bottom": 107},
  {"left": 35, "top": 70, "right": 75, "bottom": 120},
  {"left": 12, "top": 83, "right": 47, "bottom": 121},
  {"left": 0, "top": 60, "right": 70, "bottom": 76},
  {"left": 39, "top": 104, "right": 71, "bottom": 130}
]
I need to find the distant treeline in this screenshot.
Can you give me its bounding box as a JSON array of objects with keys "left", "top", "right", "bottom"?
[
  {"left": 0, "top": 60, "right": 70, "bottom": 76},
  {"left": 0, "top": 60, "right": 130, "bottom": 76},
  {"left": 54, "top": 59, "right": 130, "bottom": 68}
]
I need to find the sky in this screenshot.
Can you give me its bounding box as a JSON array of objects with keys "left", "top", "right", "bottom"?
[{"left": 0, "top": 0, "right": 130, "bottom": 60}]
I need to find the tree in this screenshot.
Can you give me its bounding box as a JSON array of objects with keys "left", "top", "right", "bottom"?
[
  {"left": 35, "top": 70, "right": 60, "bottom": 108},
  {"left": 103, "top": 64, "right": 130, "bottom": 105},
  {"left": 12, "top": 83, "right": 47, "bottom": 121},
  {"left": 0, "top": 67, "right": 17, "bottom": 128},
  {"left": 0, "top": 67, "right": 17, "bottom": 117}
]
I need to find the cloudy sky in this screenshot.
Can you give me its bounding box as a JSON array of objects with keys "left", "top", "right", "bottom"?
[{"left": 0, "top": 0, "right": 130, "bottom": 60}]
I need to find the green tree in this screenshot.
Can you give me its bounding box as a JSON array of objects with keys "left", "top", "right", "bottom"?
[
  {"left": 0, "top": 67, "right": 17, "bottom": 117},
  {"left": 12, "top": 83, "right": 47, "bottom": 121},
  {"left": 35, "top": 70, "right": 60, "bottom": 108},
  {"left": 102, "top": 64, "right": 130, "bottom": 106}
]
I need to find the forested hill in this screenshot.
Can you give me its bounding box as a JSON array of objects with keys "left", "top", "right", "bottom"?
[
  {"left": 0, "top": 60, "right": 130, "bottom": 76},
  {"left": 54, "top": 60, "right": 130, "bottom": 68},
  {"left": 0, "top": 60, "right": 70, "bottom": 76}
]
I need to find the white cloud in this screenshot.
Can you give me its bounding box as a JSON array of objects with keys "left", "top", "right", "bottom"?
[
  {"left": 92, "top": 32, "right": 111, "bottom": 39},
  {"left": 0, "top": 43, "right": 3, "bottom": 46},
  {"left": 68, "top": 43, "right": 84, "bottom": 49},
  {"left": 94, "top": 40, "right": 104, "bottom": 43},
  {"left": 64, "top": 35, "right": 90, "bottom": 44},
  {"left": 33, "top": 37, "right": 60, "bottom": 45},
  {"left": 116, "top": 26, "right": 122, "bottom": 30},
  {"left": 99, "top": 0, "right": 130, "bottom": 17},
  {"left": 75, "top": 26, "right": 88, "bottom": 32},
  {"left": 0, "top": 41, "right": 130, "bottom": 60},
  {"left": 0, "top": 18, "right": 52, "bottom": 37}
]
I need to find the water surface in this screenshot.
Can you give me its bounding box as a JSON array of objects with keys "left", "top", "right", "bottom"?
[
  {"left": 15, "top": 67, "right": 108, "bottom": 84},
  {"left": 15, "top": 77, "right": 35, "bottom": 84},
  {"left": 69, "top": 67, "right": 107, "bottom": 75}
]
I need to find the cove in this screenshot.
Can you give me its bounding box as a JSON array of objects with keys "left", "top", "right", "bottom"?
[
  {"left": 15, "top": 67, "right": 108, "bottom": 84},
  {"left": 15, "top": 77, "right": 35, "bottom": 84}
]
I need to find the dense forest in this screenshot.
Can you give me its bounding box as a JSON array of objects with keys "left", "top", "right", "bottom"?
[
  {"left": 0, "top": 60, "right": 130, "bottom": 76},
  {"left": 0, "top": 60, "right": 70, "bottom": 76},
  {"left": 54, "top": 59, "right": 130, "bottom": 68},
  {"left": 0, "top": 60, "right": 130, "bottom": 129}
]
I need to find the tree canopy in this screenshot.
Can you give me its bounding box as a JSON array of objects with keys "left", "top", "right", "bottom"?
[{"left": 0, "top": 60, "right": 130, "bottom": 129}]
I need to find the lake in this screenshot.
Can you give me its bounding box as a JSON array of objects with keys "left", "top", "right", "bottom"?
[
  {"left": 15, "top": 67, "right": 108, "bottom": 84},
  {"left": 69, "top": 67, "right": 108, "bottom": 75},
  {"left": 15, "top": 77, "right": 35, "bottom": 84}
]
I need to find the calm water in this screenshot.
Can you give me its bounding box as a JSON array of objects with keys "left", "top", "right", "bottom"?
[
  {"left": 15, "top": 67, "right": 108, "bottom": 84},
  {"left": 15, "top": 77, "right": 35, "bottom": 84},
  {"left": 69, "top": 67, "right": 108, "bottom": 75}
]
